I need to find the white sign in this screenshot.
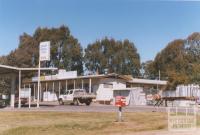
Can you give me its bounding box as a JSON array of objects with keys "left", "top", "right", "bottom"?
[
  {"left": 57, "top": 70, "right": 77, "bottom": 79},
  {"left": 40, "top": 41, "right": 50, "bottom": 61}
]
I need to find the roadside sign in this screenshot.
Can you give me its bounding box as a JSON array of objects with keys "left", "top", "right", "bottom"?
[
  {"left": 115, "top": 96, "right": 126, "bottom": 122},
  {"left": 40, "top": 41, "right": 50, "bottom": 61},
  {"left": 37, "top": 41, "right": 50, "bottom": 108},
  {"left": 115, "top": 96, "right": 126, "bottom": 107}
]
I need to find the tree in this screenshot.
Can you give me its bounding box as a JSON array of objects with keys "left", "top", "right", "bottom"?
[
  {"left": 141, "top": 60, "right": 154, "bottom": 79},
  {"left": 0, "top": 25, "right": 83, "bottom": 75},
  {"left": 146, "top": 32, "right": 200, "bottom": 89},
  {"left": 84, "top": 38, "right": 141, "bottom": 76}
]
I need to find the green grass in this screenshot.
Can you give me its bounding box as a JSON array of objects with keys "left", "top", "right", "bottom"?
[{"left": 0, "top": 111, "right": 194, "bottom": 135}]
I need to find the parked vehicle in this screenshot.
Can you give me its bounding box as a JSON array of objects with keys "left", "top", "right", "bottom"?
[
  {"left": 58, "top": 89, "right": 96, "bottom": 106},
  {"left": 0, "top": 95, "right": 9, "bottom": 108}
]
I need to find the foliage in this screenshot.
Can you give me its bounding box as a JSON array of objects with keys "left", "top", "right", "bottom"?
[
  {"left": 0, "top": 26, "right": 83, "bottom": 94},
  {"left": 1, "top": 24, "right": 200, "bottom": 92},
  {"left": 145, "top": 32, "right": 200, "bottom": 89},
  {"left": 141, "top": 60, "right": 154, "bottom": 79},
  {"left": 84, "top": 38, "right": 141, "bottom": 76},
  {"left": 0, "top": 78, "right": 11, "bottom": 95},
  {"left": 0, "top": 25, "right": 83, "bottom": 74}
]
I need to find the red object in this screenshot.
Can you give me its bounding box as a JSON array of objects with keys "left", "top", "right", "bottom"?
[{"left": 115, "top": 96, "right": 126, "bottom": 107}]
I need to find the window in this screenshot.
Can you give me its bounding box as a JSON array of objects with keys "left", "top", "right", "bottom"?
[
  {"left": 74, "top": 90, "right": 84, "bottom": 95},
  {"left": 103, "top": 83, "right": 113, "bottom": 88}
]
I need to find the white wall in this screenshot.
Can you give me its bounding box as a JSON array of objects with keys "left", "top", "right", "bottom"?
[
  {"left": 113, "top": 87, "right": 147, "bottom": 106},
  {"left": 96, "top": 78, "right": 126, "bottom": 101}
]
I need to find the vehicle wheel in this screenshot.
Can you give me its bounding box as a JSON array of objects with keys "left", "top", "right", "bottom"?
[
  {"left": 73, "top": 99, "right": 79, "bottom": 106},
  {"left": 59, "top": 99, "right": 64, "bottom": 105},
  {"left": 85, "top": 101, "right": 91, "bottom": 106}
]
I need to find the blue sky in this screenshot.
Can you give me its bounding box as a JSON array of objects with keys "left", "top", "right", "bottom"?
[{"left": 0, "top": 0, "right": 200, "bottom": 62}]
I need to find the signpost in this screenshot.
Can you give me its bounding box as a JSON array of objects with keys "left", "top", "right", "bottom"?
[
  {"left": 40, "top": 42, "right": 50, "bottom": 61},
  {"left": 37, "top": 41, "right": 50, "bottom": 108},
  {"left": 115, "top": 96, "right": 126, "bottom": 122}
]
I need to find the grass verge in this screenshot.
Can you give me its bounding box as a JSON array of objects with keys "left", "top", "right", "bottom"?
[{"left": 0, "top": 111, "right": 186, "bottom": 135}]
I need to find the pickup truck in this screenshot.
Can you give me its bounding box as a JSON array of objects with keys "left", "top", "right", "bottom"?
[{"left": 58, "top": 89, "right": 96, "bottom": 106}]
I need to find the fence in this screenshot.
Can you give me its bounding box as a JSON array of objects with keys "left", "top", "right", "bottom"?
[{"left": 162, "top": 84, "right": 200, "bottom": 98}]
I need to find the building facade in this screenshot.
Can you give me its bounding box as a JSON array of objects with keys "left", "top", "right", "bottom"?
[{"left": 23, "top": 70, "right": 167, "bottom": 105}]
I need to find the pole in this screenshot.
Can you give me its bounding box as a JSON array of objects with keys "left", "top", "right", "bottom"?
[
  {"left": 18, "top": 70, "right": 21, "bottom": 108},
  {"left": 33, "top": 83, "right": 35, "bottom": 101},
  {"left": 10, "top": 74, "right": 16, "bottom": 108},
  {"left": 89, "top": 78, "right": 91, "bottom": 93},
  {"left": 82, "top": 79, "right": 84, "bottom": 89},
  {"left": 53, "top": 82, "right": 55, "bottom": 101},
  {"left": 46, "top": 82, "right": 47, "bottom": 93},
  {"left": 46, "top": 82, "right": 48, "bottom": 101},
  {"left": 37, "top": 56, "right": 40, "bottom": 108},
  {"left": 74, "top": 80, "right": 76, "bottom": 89},
  {"left": 66, "top": 80, "right": 68, "bottom": 91},
  {"left": 29, "top": 84, "right": 31, "bottom": 108},
  {"left": 118, "top": 107, "right": 122, "bottom": 122},
  {"left": 59, "top": 81, "right": 61, "bottom": 97},
  {"left": 40, "top": 81, "right": 42, "bottom": 102}
]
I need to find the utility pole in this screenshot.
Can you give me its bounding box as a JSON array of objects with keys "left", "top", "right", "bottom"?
[
  {"left": 37, "top": 52, "right": 41, "bottom": 108},
  {"left": 157, "top": 70, "right": 160, "bottom": 94}
]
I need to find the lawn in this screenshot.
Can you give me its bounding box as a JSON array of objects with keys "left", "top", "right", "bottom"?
[{"left": 0, "top": 111, "right": 194, "bottom": 135}]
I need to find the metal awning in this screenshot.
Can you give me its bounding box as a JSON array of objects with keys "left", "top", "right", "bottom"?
[
  {"left": 0, "top": 64, "right": 57, "bottom": 74},
  {"left": 0, "top": 64, "right": 57, "bottom": 108},
  {"left": 0, "top": 65, "right": 19, "bottom": 75}
]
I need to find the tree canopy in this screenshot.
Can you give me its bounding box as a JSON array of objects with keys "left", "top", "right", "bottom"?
[
  {"left": 0, "top": 25, "right": 83, "bottom": 75},
  {"left": 144, "top": 32, "right": 200, "bottom": 89},
  {"left": 84, "top": 38, "right": 141, "bottom": 76},
  {"left": 2, "top": 24, "right": 200, "bottom": 92}
]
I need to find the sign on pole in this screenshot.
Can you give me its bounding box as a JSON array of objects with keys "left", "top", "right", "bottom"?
[
  {"left": 37, "top": 41, "right": 50, "bottom": 108},
  {"left": 40, "top": 41, "right": 50, "bottom": 61}
]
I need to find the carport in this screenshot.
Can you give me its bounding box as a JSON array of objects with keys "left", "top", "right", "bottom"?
[{"left": 0, "top": 64, "right": 57, "bottom": 108}]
